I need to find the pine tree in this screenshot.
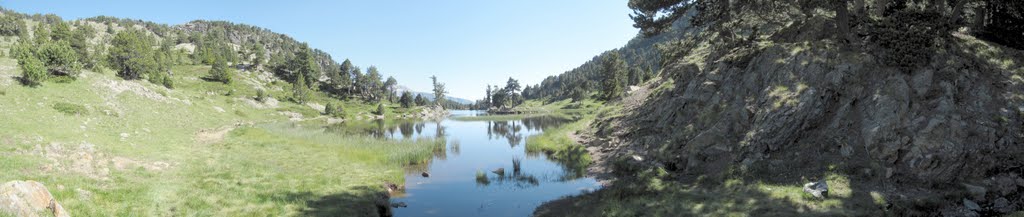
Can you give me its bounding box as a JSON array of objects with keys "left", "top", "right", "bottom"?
[
  {"left": 293, "top": 74, "right": 312, "bottom": 103},
  {"left": 38, "top": 40, "right": 81, "bottom": 77},
  {"left": 399, "top": 91, "right": 413, "bottom": 108},
  {"left": 600, "top": 52, "right": 626, "bottom": 101},
  {"left": 109, "top": 29, "right": 156, "bottom": 80},
  {"left": 292, "top": 43, "right": 318, "bottom": 88},
  {"left": 209, "top": 57, "right": 231, "bottom": 84},
  {"left": 414, "top": 94, "right": 427, "bottom": 106},
  {"left": 33, "top": 24, "right": 50, "bottom": 45},
  {"left": 431, "top": 75, "right": 447, "bottom": 106},
  {"left": 336, "top": 59, "right": 354, "bottom": 97},
  {"left": 383, "top": 76, "right": 397, "bottom": 102},
  {"left": 374, "top": 103, "right": 386, "bottom": 115},
  {"left": 19, "top": 54, "right": 47, "bottom": 87},
  {"left": 365, "top": 66, "right": 383, "bottom": 101},
  {"left": 250, "top": 42, "right": 265, "bottom": 68}
]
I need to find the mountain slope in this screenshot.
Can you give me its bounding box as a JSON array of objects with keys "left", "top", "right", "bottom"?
[{"left": 535, "top": 3, "right": 1024, "bottom": 217}]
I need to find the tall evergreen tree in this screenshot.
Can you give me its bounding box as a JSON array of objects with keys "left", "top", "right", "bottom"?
[
  {"left": 108, "top": 29, "right": 156, "bottom": 80},
  {"left": 337, "top": 59, "right": 354, "bottom": 96},
  {"left": 209, "top": 57, "right": 231, "bottom": 84},
  {"left": 292, "top": 43, "right": 318, "bottom": 88},
  {"left": 484, "top": 85, "right": 492, "bottom": 108},
  {"left": 292, "top": 73, "right": 312, "bottom": 103},
  {"left": 365, "top": 66, "right": 383, "bottom": 101},
  {"left": 599, "top": 52, "right": 626, "bottom": 100},
  {"left": 414, "top": 94, "right": 427, "bottom": 106},
  {"left": 399, "top": 91, "right": 413, "bottom": 108}
]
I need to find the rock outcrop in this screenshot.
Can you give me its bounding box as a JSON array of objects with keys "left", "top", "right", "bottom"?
[
  {"left": 0, "top": 181, "right": 69, "bottom": 217},
  {"left": 591, "top": 33, "right": 1023, "bottom": 214}
]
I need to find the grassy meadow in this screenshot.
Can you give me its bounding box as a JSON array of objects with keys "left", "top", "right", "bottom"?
[{"left": 0, "top": 50, "right": 444, "bottom": 216}]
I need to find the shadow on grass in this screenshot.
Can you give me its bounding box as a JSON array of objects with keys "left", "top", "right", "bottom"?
[{"left": 267, "top": 186, "right": 392, "bottom": 217}]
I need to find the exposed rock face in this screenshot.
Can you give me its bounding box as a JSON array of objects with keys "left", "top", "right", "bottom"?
[
  {"left": 0, "top": 181, "right": 69, "bottom": 217},
  {"left": 593, "top": 35, "right": 1023, "bottom": 214},
  {"left": 604, "top": 37, "right": 1023, "bottom": 183}
]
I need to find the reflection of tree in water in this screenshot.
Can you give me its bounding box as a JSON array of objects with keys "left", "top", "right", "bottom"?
[
  {"left": 399, "top": 122, "right": 414, "bottom": 139},
  {"left": 519, "top": 115, "right": 576, "bottom": 131},
  {"left": 449, "top": 139, "right": 460, "bottom": 156},
  {"left": 324, "top": 120, "right": 434, "bottom": 140},
  {"left": 488, "top": 121, "right": 523, "bottom": 147},
  {"left": 473, "top": 157, "right": 541, "bottom": 188},
  {"left": 434, "top": 122, "right": 446, "bottom": 138},
  {"left": 486, "top": 116, "right": 576, "bottom": 147}
]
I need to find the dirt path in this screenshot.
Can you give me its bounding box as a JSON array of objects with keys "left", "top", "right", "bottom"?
[{"left": 194, "top": 123, "right": 249, "bottom": 145}]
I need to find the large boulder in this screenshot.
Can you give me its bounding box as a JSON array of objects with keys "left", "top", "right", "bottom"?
[{"left": 0, "top": 181, "right": 70, "bottom": 217}]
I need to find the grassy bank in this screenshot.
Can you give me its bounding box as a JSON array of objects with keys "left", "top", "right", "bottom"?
[
  {"left": 0, "top": 54, "right": 445, "bottom": 216},
  {"left": 535, "top": 172, "right": 888, "bottom": 217},
  {"left": 171, "top": 123, "right": 444, "bottom": 216}
]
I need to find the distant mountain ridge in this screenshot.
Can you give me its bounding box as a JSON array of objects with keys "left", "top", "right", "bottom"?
[{"left": 394, "top": 86, "right": 472, "bottom": 105}]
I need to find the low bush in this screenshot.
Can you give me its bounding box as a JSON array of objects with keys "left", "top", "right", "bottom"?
[
  {"left": 53, "top": 102, "right": 88, "bottom": 115},
  {"left": 19, "top": 55, "right": 47, "bottom": 87},
  {"left": 255, "top": 89, "right": 268, "bottom": 102}
]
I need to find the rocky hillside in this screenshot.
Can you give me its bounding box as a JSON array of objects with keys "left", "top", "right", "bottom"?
[{"left": 544, "top": 6, "right": 1024, "bottom": 217}]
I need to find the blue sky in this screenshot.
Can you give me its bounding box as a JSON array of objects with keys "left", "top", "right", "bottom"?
[{"left": 2, "top": 0, "right": 638, "bottom": 100}]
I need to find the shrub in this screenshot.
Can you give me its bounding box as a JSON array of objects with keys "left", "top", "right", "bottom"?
[
  {"left": 19, "top": 55, "right": 47, "bottom": 87},
  {"left": 324, "top": 102, "right": 345, "bottom": 118},
  {"left": 374, "top": 103, "right": 386, "bottom": 115},
  {"left": 53, "top": 102, "right": 88, "bottom": 115},
  {"left": 255, "top": 89, "right": 268, "bottom": 102},
  {"left": 870, "top": 10, "right": 946, "bottom": 71},
  {"left": 161, "top": 76, "right": 174, "bottom": 89},
  {"left": 208, "top": 58, "right": 231, "bottom": 84},
  {"left": 0, "top": 15, "right": 25, "bottom": 36}
]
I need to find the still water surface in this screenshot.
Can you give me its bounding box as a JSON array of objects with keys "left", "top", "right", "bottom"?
[{"left": 354, "top": 110, "right": 600, "bottom": 217}]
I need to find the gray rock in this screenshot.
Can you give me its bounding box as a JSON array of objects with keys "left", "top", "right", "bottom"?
[
  {"left": 911, "top": 68, "right": 934, "bottom": 96},
  {"left": 963, "top": 184, "right": 987, "bottom": 201},
  {"left": 0, "top": 180, "right": 70, "bottom": 217},
  {"left": 993, "top": 197, "right": 1012, "bottom": 213},
  {"left": 963, "top": 198, "right": 982, "bottom": 211},
  {"left": 993, "top": 176, "right": 1019, "bottom": 196},
  {"left": 802, "top": 178, "right": 829, "bottom": 198}
]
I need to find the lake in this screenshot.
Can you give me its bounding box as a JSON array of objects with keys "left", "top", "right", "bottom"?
[{"left": 340, "top": 110, "right": 600, "bottom": 217}]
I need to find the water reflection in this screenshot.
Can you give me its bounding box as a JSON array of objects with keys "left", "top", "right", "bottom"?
[
  {"left": 324, "top": 120, "right": 437, "bottom": 140},
  {"left": 321, "top": 111, "right": 599, "bottom": 217},
  {"left": 486, "top": 115, "right": 576, "bottom": 147}
]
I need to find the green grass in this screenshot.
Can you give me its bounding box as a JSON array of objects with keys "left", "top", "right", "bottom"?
[
  {"left": 0, "top": 54, "right": 449, "bottom": 216},
  {"left": 168, "top": 123, "right": 444, "bottom": 216},
  {"left": 536, "top": 172, "right": 886, "bottom": 217},
  {"left": 52, "top": 102, "right": 89, "bottom": 116},
  {"left": 513, "top": 98, "right": 603, "bottom": 113},
  {"left": 524, "top": 113, "right": 593, "bottom": 178}
]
